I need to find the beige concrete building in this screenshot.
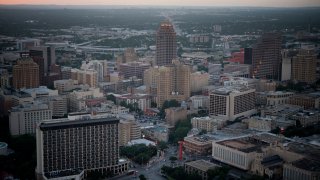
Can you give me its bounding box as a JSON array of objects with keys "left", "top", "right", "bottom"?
[
  {"left": 165, "top": 107, "right": 187, "bottom": 126},
  {"left": 71, "top": 68, "right": 97, "bottom": 87},
  {"left": 9, "top": 102, "right": 52, "bottom": 136},
  {"left": 116, "top": 48, "right": 138, "bottom": 70},
  {"left": 144, "top": 60, "right": 191, "bottom": 107},
  {"left": 190, "top": 72, "right": 209, "bottom": 93},
  {"left": 54, "top": 79, "right": 77, "bottom": 94},
  {"left": 209, "top": 86, "right": 256, "bottom": 121},
  {"left": 119, "top": 120, "right": 141, "bottom": 146},
  {"left": 244, "top": 117, "right": 275, "bottom": 132},
  {"left": 212, "top": 135, "right": 271, "bottom": 170},
  {"left": 67, "top": 88, "right": 103, "bottom": 112},
  {"left": 13, "top": 58, "right": 39, "bottom": 89},
  {"left": 184, "top": 160, "right": 220, "bottom": 180},
  {"left": 266, "top": 91, "right": 295, "bottom": 106},
  {"left": 190, "top": 95, "right": 209, "bottom": 109},
  {"left": 292, "top": 49, "right": 317, "bottom": 84},
  {"left": 288, "top": 94, "right": 320, "bottom": 109},
  {"left": 191, "top": 116, "right": 225, "bottom": 132}
]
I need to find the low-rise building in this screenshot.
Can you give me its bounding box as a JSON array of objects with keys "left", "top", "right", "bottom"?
[
  {"left": 184, "top": 135, "right": 213, "bottom": 155},
  {"left": 9, "top": 102, "right": 52, "bottom": 136},
  {"left": 290, "top": 111, "right": 320, "bottom": 127},
  {"left": 191, "top": 116, "right": 225, "bottom": 132},
  {"left": 184, "top": 160, "right": 220, "bottom": 180},
  {"left": 67, "top": 88, "right": 103, "bottom": 112},
  {"left": 288, "top": 94, "right": 320, "bottom": 109},
  {"left": 142, "top": 125, "right": 169, "bottom": 142},
  {"left": 244, "top": 117, "right": 276, "bottom": 132},
  {"left": 119, "top": 120, "right": 141, "bottom": 146},
  {"left": 266, "top": 91, "right": 295, "bottom": 106},
  {"left": 165, "top": 107, "right": 187, "bottom": 126},
  {"left": 212, "top": 135, "right": 270, "bottom": 170},
  {"left": 190, "top": 95, "right": 209, "bottom": 109},
  {"left": 54, "top": 79, "right": 77, "bottom": 94}
]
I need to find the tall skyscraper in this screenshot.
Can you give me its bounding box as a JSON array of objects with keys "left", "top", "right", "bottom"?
[
  {"left": 29, "top": 46, "right": 56, "bottom": 75},
  {"left": 144, "top": 60, "right": 190, "bottom": 107},
  {"left": 252, "top": 33, "right": 282, "bottom": 80},
  {"left": 244, "top": 47, "right": 252, "bottom": 65},
  {"left": 36, "top": 115, "right": 129, "bottom": 179},
  {"left": 156, "top": 21, "right": 177, "bottom": 66},
  {"left": 13, "top": 58, "right": 39, "bottom": 89},
  {"left": 292, "top": 48, "right": 317, "bottom": 84}
]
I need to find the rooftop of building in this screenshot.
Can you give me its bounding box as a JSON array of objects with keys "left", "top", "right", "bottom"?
[
  {"left": 10, "top": 102, "right": 49, "bottom": 112},
  {"left": 291, "top": 158, "right": 320, "bottom": 172},
  {"left": 217, "top": 137, "right": 268, "bottom": 153},
  {"left": 185, "top": 160, "right": 220, "bottom": 172},
  {"left": 262, "top": 104, "right": 303, "bottom": 115},
  {"left": 286, "top": 142, "right": 320, "bottom": 162},
  {"left": 22, "top": 86, "right": 58, "bottom": 96},
  {"left": 211, "top": 85, "right": 253, "bottom": 95},
  {"left": 261, "top": 155, "right": 283, "bottom": 167},
  {"left": 266, "top": 91, "right": 295, "bottom": 96},
  {"left": 184, "top": 135, "right": 215, "bottom": 145},
  {"left": 39, "top": 115, "right": 118, "bottom": 131}
]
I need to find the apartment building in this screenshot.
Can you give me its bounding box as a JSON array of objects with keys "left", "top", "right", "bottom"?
[
  {"left": 35, "top": 115, "right": 129, "bottom": 179},
  {"left": 9, "top": 102, "right": 52, "bottom": 136},
  {"left": 209, "top": 86, "right": 256, "bottom": 121}
]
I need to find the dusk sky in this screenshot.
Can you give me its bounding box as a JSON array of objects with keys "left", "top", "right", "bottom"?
[{"left": 1, "top": 0, "right": 320, "bottom": 7}]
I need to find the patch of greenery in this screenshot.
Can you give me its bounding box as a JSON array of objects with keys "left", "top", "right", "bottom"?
[
  {"left": 161, "top": 166, "right": 202, "bottom": 180},
  {"left": 120, "top": 144, "right": 157, "bottom": 164},
  {"left": 169, "top": 116, "right": 192, "bottom": 144},
  {"left": 207, "top": 166, "right": 230, "bottom": 180}
]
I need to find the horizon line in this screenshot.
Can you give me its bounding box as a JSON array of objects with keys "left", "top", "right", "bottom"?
[{"left": 1, "top": 4, "right": 320, "bottom": 8}]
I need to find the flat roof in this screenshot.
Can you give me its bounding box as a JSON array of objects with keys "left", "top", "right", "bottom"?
[
  {"left": 185, "top": 160, "right": 219, "bottom": 172},
  {"left": 217, "top": 136, "right": 270, "bottom": 153},
  {"left": 39, "top": 116, "right": 119, "bottom": 131}
]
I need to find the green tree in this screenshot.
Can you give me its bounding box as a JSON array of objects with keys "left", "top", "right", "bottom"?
[
  {"left": 106, "top": 94, "right": 116, "bottom": 104},
  {"left": 157, "top": 141, "right": 168, "bottom": 151},
  {"left": 139, "top": 174, "right": 147, "bottom": 180},
  {"left": 151, "top": 101, "right": 157, "bottom": 108},
  {"left": 169, "top": 156, "right": 178, "bottom": 162},
  {"left": 207, "top": 166, "right": 230, "bottom": 180}
]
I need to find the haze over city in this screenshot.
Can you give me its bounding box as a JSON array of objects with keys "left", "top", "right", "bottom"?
[
  {"left": 0, "top": 0, "right": 320, "bottom": 180},
  {"left": 1, "top": 0, "right": 320, "bottom": 7}
]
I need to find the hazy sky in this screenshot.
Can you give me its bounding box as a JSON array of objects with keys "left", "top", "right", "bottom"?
[{"left": 1, "top": 0, "right": 320, "bottom": 7}]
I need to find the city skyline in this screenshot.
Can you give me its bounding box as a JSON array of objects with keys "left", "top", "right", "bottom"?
[{"left": 1, "top": 0, "right": 320, "bottom": 7}]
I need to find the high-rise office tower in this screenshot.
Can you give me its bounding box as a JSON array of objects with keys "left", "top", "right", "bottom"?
[
  {"left": 12, "top": 58, "right": 39, "bottom": 89},
  {"left": 244, "top": 47, "right": 252, "bottom": 65},
  {"left": 32, "top": 56, "right": 45, "bottom": 85},
  {"left": 292, "top": 48, "right": 317, "bottom": 84},
  {"left": 144, "top": 60, "right": 190, "bottom": 107},
  {"left": 36, "top": 115, "right": 129, "bottom": 179},
  {"left": 156, "top": 21, "right": 177, "bottom": 66},
  {"left": 252, "top": 33, "right": 282, "bottom": 80},
  {"left": 29, "top": 46, "right": 55, "bottom": 75}
]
